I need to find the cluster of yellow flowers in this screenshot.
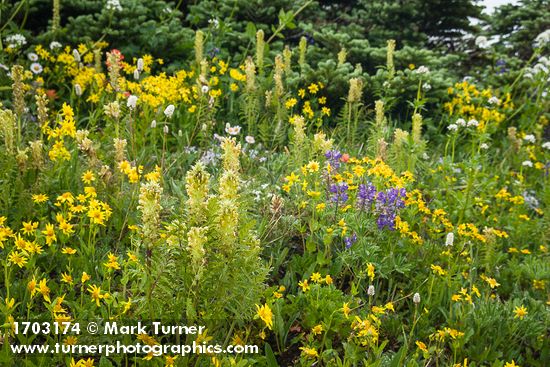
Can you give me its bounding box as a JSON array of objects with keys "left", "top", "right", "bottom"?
[
  {"left": 444, "top": 81, "right": 512, "bottom": 131},
  {"left": 45, "top": 103, "right": 77, "bottom": 161}
]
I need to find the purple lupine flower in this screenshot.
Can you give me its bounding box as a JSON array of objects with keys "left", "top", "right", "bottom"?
[
  {"left": 344, "top": 233, "right": 357, "bottom": 249},
  {"left": 329, "top": 182, "right": 349, "bottom": 204},
  {"left": 357, "top": 183, "right": 377, "bottom": 210},
  {"left": 374, "top": 187, "right": 407, "bottom": 230},
  {"left": 325, "top": 150, "right": 343, "bottom": 170}
]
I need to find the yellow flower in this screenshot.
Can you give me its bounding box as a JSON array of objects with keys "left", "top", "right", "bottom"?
[
  {"left": 513, "top": 305, "right": 528, "bottom": 320},
  {"left": 310, "top": 272, "right": 322, "bottom": 283},
  {"left": 88, "top": 284, "right": 105, "bottom": 307},
  {"left": 485, "top": 277, "right": 500, "bottom": 289},
  {"left": 5, "top": 297, "right": 15, "bottom": 310},
  {"left": 255, "top": 303, "right": 273, "bottom": 330},
  {"left": 88, "top": 208, "right": 105, "bottom": 225},
  {"left": 81, "top": 272, "right": 91, "bottom": 283},
  {"left": 38, "top": 279, "right": 50, "bottom": 303},
  {"left": 342, "top": 302, "right": 351, "bottom": 317},
  {"left": 299, "top": 346, "right": 318, "bottom": 359},
  {"left": 505, "top": 360, "right": 520, "bottom": 367},
  {"left": 61, "top": 247, "right": 77, "bottom": 255},
  {"left": 81, "top": 170, "right": 95, "bottom": 184},
  {"left": 285, "top": 98, "right": 297, "bottom": 109},
  {"left": 61, "top": 272, "right": 73, "bottom": 285},
  {"left": 298, "top": 279, "right": 310, "bottom": 292},
  {"left": 32, "top": 194, "right": 49, "bottom": 204},
  {"left": 21, "top": 221, "right": 39, "bottom": 235},
  {"left": 8, "top": 251, "right": 28, "bottom": 268},
  {"left": 325, "top": 275, "right": 333, "bottom": 285},
  {"left": 415, "top": 340, "right": 428, "bottom": 353},
  {"left": 308, "top": 83, "right": 319, "bottom": 94},
  {"left": 430, "top": 264, "right": 447, "bottom": 276},
  {"left": 311, "top": 324, "right": 323, "bottom": 335},
  {"left": 367, "top": 263, "right": 375, "bottom": 282},
  {"left": 306, "top": 161, "right": 319, "bottom": 172}
]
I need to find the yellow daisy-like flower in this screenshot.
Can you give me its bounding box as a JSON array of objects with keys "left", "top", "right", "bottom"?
[
  {"left": 32, "top": 194, "right": 49, "bottom": 204},
  {"left": 81, "top": 170, "right": 95, "bottom": 184},
  {"left": 513, "top": 305, "right": 528, "bottom": 320},
  {"left": 311, "top": 324, "right": 323, "bottom": 335},
  {"left": 415, "top": 340, "right": 428, "bottom": 353},
  {"left": 300, "top": 346, "right": 318, "bottom": 359},
  {"left": 255, "top": 303, "right": 273, "bottom": 330}
]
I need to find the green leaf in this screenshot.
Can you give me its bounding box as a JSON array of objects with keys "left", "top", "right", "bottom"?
[{"left": 265, "top": 343, "right": 279, "bottom": 367}]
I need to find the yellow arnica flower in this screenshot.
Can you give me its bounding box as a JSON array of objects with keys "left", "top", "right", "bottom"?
[
  {"left": 32, "top": 194, "right": 49, "bottom": 203},
  {"left": 81, "top": 170, "right": 95, "bottom": 184},
  {"left": 255, "top": 303, "right": 273, "bottom": 330},
  {"left": 416, "top": 340, "right": 428, "bottom": 353},
  {"left": 513, "top": 305, "right": 528, "bottom": 319},
  {"left": 299, "top": 346, "right": 318, "bottom": 359}
]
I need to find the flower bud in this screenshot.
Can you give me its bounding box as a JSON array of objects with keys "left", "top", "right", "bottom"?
[{"left": 367, "top": 285, "right": 375, "bottom": 296}]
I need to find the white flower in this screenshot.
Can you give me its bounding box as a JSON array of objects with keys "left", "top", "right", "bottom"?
[
  {"left": 72, "top": 49, "right": 81, "bottom": 62},
  {"left": 422, "top": 83, "right": 431, "bottom": 91},
  {"left": 5, "top": 34, "right": 26, "bottom": 48},
  {"left": 106, "top": 0, "right": 122, "bottom": 11},
  {"left": 137, "top": 58, "right": 144, "bottom": 71},
  {"left": 467, "top": 119, "right": 479, "bottom": 127},
  {"left": 456, "top": 118, "right": 466, "bottom": 127},
  {"left": 127, "top": 95, "right": 138, "bottom": 109},
  {"left": 49, "top": 41, "right": 62, "bottom": 50},
  {"left": 245, "top": 136, "right": 255, "bottom": 144},
  {"left": 30, "top": 63, "right": 43, "bottom": 74},
  {"left": 480, "top": 143, "right": 489, "bottom": 150},
  {"left": 164, "top": 104, "right": 175, "bottom": 118},
  {"left": 534, "top": 29, "right": 550, "bottom": 48},
  {"left": 27, "top": 53, "right": 38, "bottom": 61},
  {"left": 447, "top": 124, "right": 458, "bottom": 131},
  {"left": 178, "top": 129, "right": 183, "bottom": 137},
  {"left": 488, "top": 96, "right": 500, "bottom": 105},
  {"left": 542, "top": 142, "right": 550, "bottom": 150},
  {"left": 382, "top": 81, "right": 391, "bottom": 89},
  {"left": 225, "top": 123, "right": 241, "bottom": 136},
  {"left": 524, "top": 134, "right": 536, "bottom": 143},
  {"left": 414, "top": 65, "right": 430, "bottom": 74},
  {"left": 475, "top": 35, "right": 489, "bottom": 49},
  {"left": 367, "top": 285, "right": 375, "bottom": 296},
  {"left": 133, "top": 69, "right": 140, "bottom": 80},
  {"left": 413, "top": 293, "right": 421, "bottom": 304},
  {"left": 208, "top": 18, "right": 220, "bottom": 29},
  {"left": 522, "top": 160, "right": 533, "bottom": 167},
  {"left": 150, "top": 120, "right": 157, "bottom": 128},
  {"left": 74, "top": 84, "right": 82, "bottom": 96},
  {"left": 163, "top": 125, "right": 169, "bottom": 134},
  {"left": 445, "top": 233, "right": 454, "bottom": 247},
  {"left": 201, "top": 85, "right": 209, "bottom": 94}
]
